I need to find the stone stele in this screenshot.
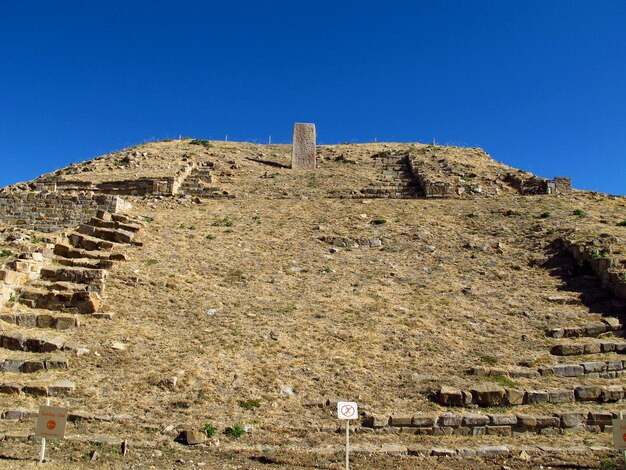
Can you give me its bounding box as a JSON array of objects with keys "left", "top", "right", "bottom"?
[{"left": 291, "top": 123, "right": 316, "bottom": 170}]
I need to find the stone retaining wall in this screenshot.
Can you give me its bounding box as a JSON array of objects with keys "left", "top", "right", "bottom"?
[
  {"left": 435, "top": 383, "right": 626, "bottom": 407},
  {"left": 562, "top": 237, "right": 626, "bottom": 300},
  {"left": 363, "top": 409, "right": 617, "bottom": 436},
  {"left": 0, "top": 191, "right": 130, "bottom": 232}
]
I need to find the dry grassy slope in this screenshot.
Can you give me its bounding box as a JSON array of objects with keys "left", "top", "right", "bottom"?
[{"left": 2, "top": 141, "right": 626, "bottom": 465}]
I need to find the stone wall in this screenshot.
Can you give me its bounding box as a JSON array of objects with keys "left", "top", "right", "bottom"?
[
  {"left": 562, "top": 237, "right": 626, "bottom": 300},
  {"left": 38, "top": 162, "right": 195, "bottom": 197},
  {"left": 504, "top": 174, "right": 572, "bottom": 195},
  {"left": 0, "top": 191, "right": 130, "bottom": 232}
]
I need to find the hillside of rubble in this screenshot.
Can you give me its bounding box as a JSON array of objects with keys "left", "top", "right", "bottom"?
[{"left": 0, "top": 139, "right": 625, "bottom": 468}]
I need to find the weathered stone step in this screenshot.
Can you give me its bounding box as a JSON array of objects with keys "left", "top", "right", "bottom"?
[
  {"left": 1, "top": 408, "right": 133, "bottom": 422},
  {"left": 547, "top": 318, "right": 622, "bottom": 339},
  {"left": 54, "top": 243, "right": 126, "bottom": 262},
  {"left": 0, "top": 312, "right": 79, "bottom": 330},
  {"left": 0, "top": 355, "right": 68, "bottom": 373},
  {"left": 30, "top": 279, "right": 102, "bottom": 295},
  {"left": 362, "top": 409, "right": 621, "bottom": 436},
  {"left": 0, "top": 330, "right": 67, "bottom": 353},
  {"left": 435, "top": 383, "right": 626, "bottom": 407},
  {"left": 77, "top": 223, "right": 136, "bottom": 244},
  {"left": 551, "top": 341, "right": 626, "bottom": 356},
  {"left": 0, "top": 380, "right": 75, "bottom": 397},
  {"left": 40, "top": 266, "right": 108, "bottom": 285},
  {"left": 87, "top": 216, "right": 142, "bottom": 233},
  {"left": 540, "top": 360, "right": 626, "bottom": 378},
  {"left": 68, "top": 232, "right": 117, "bottom": 252},
  {"left": 469, "top": 359, "right": 626, "bottom": 379},
  {"left": 18, "top": 287, "right": 100, "bottom": 313},
  {"left": 54, "top": 257, "right": 114, "bottom": 270}
]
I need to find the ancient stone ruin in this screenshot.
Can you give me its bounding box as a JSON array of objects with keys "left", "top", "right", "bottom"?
[{"left": 291, "top": 123, "right": 316, "bottom": 170}]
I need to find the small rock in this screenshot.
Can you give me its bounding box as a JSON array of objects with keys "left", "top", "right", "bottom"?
[
  {"left": 160, "top": 377, "right": 178, "bottom": 391},
  {"left": 369, "top": 238, "right": 382, "bottom": 248},
  {"left": 278, "top": 385, "right": 295, "bottom": 397},
  {"left": 206, "top": 309, "right": 218, "bottom": 316},
  {"left": 76, "top": 348, "right": 90, "bottom": 357},
  {"left": 111, "top": 342, "right": 127, "bottom": 351}
]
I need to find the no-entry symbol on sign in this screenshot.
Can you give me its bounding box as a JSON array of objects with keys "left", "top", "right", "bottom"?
[{"left": 337, "top": 401, "right": 358, "bottom": 420}]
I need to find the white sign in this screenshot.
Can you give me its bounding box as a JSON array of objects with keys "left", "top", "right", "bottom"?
[
  {"left": 613, "top": 419, "right": 626, "bottom": 450},
  {"left": 337, "top": 401, "right": 358, "bottom": 420},
  {"left": 35, "top": 405, "right": 68, "bottom": 440}
]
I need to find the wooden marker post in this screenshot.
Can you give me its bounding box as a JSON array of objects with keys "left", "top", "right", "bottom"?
[{"left": 337, "top": 402, "right": 358, "bottom": 470}]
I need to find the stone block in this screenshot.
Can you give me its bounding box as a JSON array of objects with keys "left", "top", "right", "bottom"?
[
  {"left": 558, "top": 412, "right": 586, "bottom": 428},
  {"left": 588, "top": 412, "right": 613, "bottom": 426},
  {"left": 516, "top": 414, "right": 537, "bottom": 428},
  {"left": 536, "top": 416, "right": 560, "bottom": 428},
  {"left": 437, "top": 413, "right": 462, "bottom": 427},
  {"left": 539, "top": 427, "right": 561, "bottom": 435},
  {"left": 48, "top": 381, "right": 75, "bottom": 396},
  {"left": 584, "top": 343, "right": 601, "bottom": 354},
  {"left": 291, "top": 123, "right": 316, "bottom": 170},
  {"left": 456, "top": 448, "right": 477, "bottom": 458},
  {"left": 525, "top": 390, "right": 549, "bottom": 404},
  {"left": 575, "top": 385, "right": 602, "bottom": 401},
  {"left": 470, "top": 384, "right": 505, "bottom": 406},
  {"left": 176, "top": 428, "right": 206, "bottom": 445},
  {"left": 412, "top": 416, "right": 435, "bottom": 427},
  {"left": 552, "top": 364, "right": 584, "bottom": 377},
  {"left": 476, "top": 446, "right": 510, "bottom": 457},
  {"left": 551, "top": 344, "right": 584, "bottom": 356},
  {"left": 0, "top": 383, "right": 22, "bottom": 395},
  {"left": 600, "top": 385, "right": 624, "bottom": 402},
  {"left": 582, "top": 361, "right": 607, "bottom": 373},
  {"left": 486, "top": 425, "right": 511, "bottom": 436},
  {"left": 489, "top": 414, "right": 517, "bottom": 425},
  {"left": 431, "top": 448, "right": 456, "bottom": 457},
  {"left": 585, "top": 322, "right": 608, "bottom": 336},
  {"left": 23, "top": 385, "right": 48, "bottom": 397},
  {"left": 548, "top": 389, "right": 575, "bottom": 404},
  {"left": 505, "top": 387, "right": 525, "bottom": 405},
  {"left": 20, "top": 361, "right": 45, "bottom": 373},
  {"left": 462, "top": 414, "right": 489, "bottom": 427},
  {"left": 437, "top": 385, "right": 463, "bottom": 406},
  {"left": 389, "top": 415, "right": 413, "bottom": 427}
]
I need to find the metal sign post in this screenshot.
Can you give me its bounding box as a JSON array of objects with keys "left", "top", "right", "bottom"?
[
  {"left": 337, "top": 402, "right": 358, "bottom": 470},
  {"left": 38, "top": 399, "right": 50, "bottom": 464}
]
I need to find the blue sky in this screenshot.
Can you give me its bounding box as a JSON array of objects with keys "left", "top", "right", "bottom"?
[{"left": 1, "top": 1, "right": 624, "bottom": 194}]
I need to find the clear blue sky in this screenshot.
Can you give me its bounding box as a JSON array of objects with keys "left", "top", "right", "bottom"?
[{"left": 1, "top": 1, "right": 624, "bottom": 194}]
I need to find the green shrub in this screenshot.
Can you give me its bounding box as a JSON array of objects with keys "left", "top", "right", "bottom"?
[
  {"left": 0, "top": 249, "right": 12, "bottom": 257},
  {"left": 203, "top": 422, "right": 217, "bottom": 438},
  {"left": 223, "top": 424, "right": 245, "bottom": 438},
  {"left": 540, "top": 211, "right": 551, "bottom": 218},
  {"left": 371, "top": 218, "right": 387, "bottom": 225},
  {"left": 205, "top": 234, "right": 215, "bottom": 240},
  {"left": 238, "top": 399, "right": 261, "bottom": 410},
  {"left": 211, "top": 217, "right": 233, "bottom": 227},
  {"left": 146, "top": 259, "right": 159, "bottom": 265},
  {"left": 618, "top": 220, "right": 626, "bottom": 227},
  {"left": 480, "top": 355, "right": 497, "bottom": 365},
  {"left": 600, "top": 458, "right": 617, "bottom": 469},
  {"left": 573, "top": 209, "right": 587, "bottom": 218},
  {"left": 189, "top": 139, "right": 213, "bottom": 149}
]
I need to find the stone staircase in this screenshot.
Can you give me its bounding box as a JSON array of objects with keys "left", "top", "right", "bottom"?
[
  {"left": 362, "top": 151, "right": 422, "bottom": 199},
  {"left": 178, "top": 163, "right": 232, "bottom": 198},
  {"left": 0, "top": 210, "right": 143, "bottom": 399}
]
